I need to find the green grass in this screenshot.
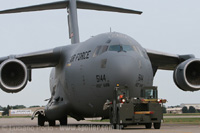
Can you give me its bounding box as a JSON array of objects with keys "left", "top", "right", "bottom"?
[
  {"left": 164, "top": 113, "right": 200, "bottom": 116},
  {"left": 163, "top": 118, "right": 200, "bottom": 124},
  {"left": 89, "top": 118, "right": 200, "bottom": 124}
]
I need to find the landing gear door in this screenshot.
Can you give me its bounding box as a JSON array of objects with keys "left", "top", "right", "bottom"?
[{"left": 141, "top": 86, "right": 158, "bottom": 99}]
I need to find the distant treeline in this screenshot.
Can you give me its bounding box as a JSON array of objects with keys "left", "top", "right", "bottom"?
[{"left": 182, "top": 106, "right": 200, "bottom": 113}]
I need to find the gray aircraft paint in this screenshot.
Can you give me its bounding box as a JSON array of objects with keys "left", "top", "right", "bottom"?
[
  {"left": 46, "top": 32, "right": 153, "bottom": 120},
  {"left": 0, "top": 0, "right": 199, "bottom": 123}
]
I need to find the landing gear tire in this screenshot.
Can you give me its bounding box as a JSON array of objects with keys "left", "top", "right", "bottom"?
[
  {"left": 112, "top": 124, "right": 123, "bottom": 129},
  {"left": 59, "top": 117, "right": 68, "bottom": 126},
  {"left": 113, "top": 124, "right": 117, "bottom": 129},
  {"left": 153, "top": 122, "right": 161, "bottom": 129},
  {"left": 49, "top": 120, "right": 56, "bottom": 126},
  {"left": 38, "top": 114, "right": 45, "bottom": 126},
  {"left": 145, "top": 123, "right": 152, "bottom": 129}
]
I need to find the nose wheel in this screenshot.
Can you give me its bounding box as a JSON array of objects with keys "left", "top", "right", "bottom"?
[
  {"left": 59, "top": 117, "right": 68, "bottom": 125},
  {"left": 38, "top": 114, "right": 45, "bottom": 126},
  {"left": 49, "top": 120, "right": 56, "bottom": 126}
]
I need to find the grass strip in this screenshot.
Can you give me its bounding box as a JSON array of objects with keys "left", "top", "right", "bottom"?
[
  {"left": 90, "top": 118, "right": 200, "bottom": 124},
  {"left": 163, "top": 113, "right": 200, "bottom": 116},
  {"left": 163, "top": 118, "right": 200, "bottom": 124}
]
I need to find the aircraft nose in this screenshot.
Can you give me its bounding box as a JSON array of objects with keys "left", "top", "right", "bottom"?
[{"left": 107, "top": 55, "right": 138, "bottom": 86}]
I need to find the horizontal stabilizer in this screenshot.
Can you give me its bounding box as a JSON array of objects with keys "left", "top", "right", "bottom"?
[
  {"left": 0, "top": 1, "right": 69, "bottom": 14},
  {"left": 0, "top": 0, "right": 142, "bottom": 15},
  {"left": 77, "top": 1, "right": 142, "bottom": 14}
]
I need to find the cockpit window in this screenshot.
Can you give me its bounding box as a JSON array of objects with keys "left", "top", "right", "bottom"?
[
  {"left": 100, "top": 45, "right": 108, "bottom": 55},
  {"left": 109, "top": 45, "right": 134, "bottom": 52},
  {"left": 132, "top": 45, "right": 138, "bottom": 52},
  {"left": 93, "top": 45, "right": 108, "bottom": 57},
  {"left": 109, "top": 45, "right": 121, "bottom": 52},
  {"left": 93, "top": 46, "right": 101, "bottom": 57},
  {"left": 93, "top": 44, "right": 148, "bottom": 59},
  {"left": 122, "top": 45, "right": 134, "bottom": 51},
  {"left": 132, "top": 45, "right": 144, "bottom": 57}
]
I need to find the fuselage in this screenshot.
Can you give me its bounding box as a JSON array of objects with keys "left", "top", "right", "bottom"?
[{"left": 46, "top": 32, "right": 154, "bottom": 120}]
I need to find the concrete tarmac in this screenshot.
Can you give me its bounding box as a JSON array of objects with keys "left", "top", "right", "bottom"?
[{"left": 0, "top": 117, "right": 199, "bottom": 133}]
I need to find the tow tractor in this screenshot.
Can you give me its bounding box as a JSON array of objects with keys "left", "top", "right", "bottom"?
[{"left": 106, "top": 84, "right": 166, "bottom": 129}]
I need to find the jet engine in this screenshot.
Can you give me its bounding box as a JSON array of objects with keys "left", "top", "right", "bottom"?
[
  {"left": 0, "top": 59, "right": 28, "bottom": 93},
  {"left": 174, "top": 58, "right": 200, "bottom": 91}
]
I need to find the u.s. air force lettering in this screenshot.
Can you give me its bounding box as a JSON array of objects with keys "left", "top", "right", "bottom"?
[{"left": 70, "top": 50, "right": 91, "bottom": 62}]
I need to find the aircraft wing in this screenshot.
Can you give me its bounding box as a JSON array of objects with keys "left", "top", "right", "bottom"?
[
  {"left": 146, "top": 49, "right": 195, "bottom": 70},
  {"left": 0, "top": 47, "right": 61, "bottom": 69}
]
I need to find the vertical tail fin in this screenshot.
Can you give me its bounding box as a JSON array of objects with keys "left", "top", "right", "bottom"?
[{"left": 68, "top": 0, "right": 79, "bottom": 44}]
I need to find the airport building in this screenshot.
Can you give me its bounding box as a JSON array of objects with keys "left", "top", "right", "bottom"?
[
  {"left": 166, "top": 107, "right": 182, "bottom": 114},
  {"left": 9, "top": 107, "right": 44, "bottom": 117}
]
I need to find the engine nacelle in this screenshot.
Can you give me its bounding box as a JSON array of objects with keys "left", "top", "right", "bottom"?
[
  {"left": 0, "top": 59, "right": 28, "bottom": 93},
  {"left": 174, "top": 58, "right": 200, "bottom": 91}
]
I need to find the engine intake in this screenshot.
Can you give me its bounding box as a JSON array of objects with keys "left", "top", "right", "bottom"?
[
  {"left": 0, "top": 59, "right": 28, "bottom": 93},
  {"left": 174, "top": 58, "right": 200, "bottom": 91}
]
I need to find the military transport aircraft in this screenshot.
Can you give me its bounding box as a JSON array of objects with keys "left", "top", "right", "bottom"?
[{"left": 0, "top": 0, "right": 200, "bottom": 127}]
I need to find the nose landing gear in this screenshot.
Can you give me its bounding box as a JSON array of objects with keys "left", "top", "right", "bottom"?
[{"left": 32, "top": 108, "right": 68, "bottom": 126}]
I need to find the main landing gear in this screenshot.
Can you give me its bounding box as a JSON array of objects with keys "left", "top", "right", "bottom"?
[{"left": 38, "top": 114, "right": 68, "bottom": 126}]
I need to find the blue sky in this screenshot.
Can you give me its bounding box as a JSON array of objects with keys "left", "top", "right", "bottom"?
[{"left": 0, "top": 0, "right": 200, "bottom": 107}]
